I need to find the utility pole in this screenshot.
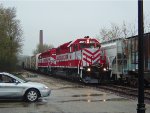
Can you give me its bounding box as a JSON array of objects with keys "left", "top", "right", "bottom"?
[{"left": 137, "top": 0, "right": 145, "bottom": 113}]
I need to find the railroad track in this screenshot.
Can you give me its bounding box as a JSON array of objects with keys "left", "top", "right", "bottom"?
[{"left": 92, "top": 84, "right": 150, "bottom": 102}]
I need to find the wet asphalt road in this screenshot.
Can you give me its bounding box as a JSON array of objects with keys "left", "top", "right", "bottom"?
[{"left": 0, "top": 72, "right": 150, "bottom": 113}]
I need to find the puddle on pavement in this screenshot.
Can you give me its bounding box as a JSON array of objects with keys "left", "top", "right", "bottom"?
[
  {"left": 56, "top": 85, "right": 85, "bottom": 90},
  {"left": 71, "top": 93, "right": 105, "bottom": 97},
  {"left": 58, "top": 98, "right": 129, "bottom": 103},
  {"left": 106, "top": 98, "right": 129, "bottom": 101},
  {"left": 0, "top": 99, "right": 48, "bottom": 108}
]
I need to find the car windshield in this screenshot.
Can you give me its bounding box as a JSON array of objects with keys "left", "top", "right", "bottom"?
[{"left": 10, "top": 73, "right": 29, "bottom": 83}]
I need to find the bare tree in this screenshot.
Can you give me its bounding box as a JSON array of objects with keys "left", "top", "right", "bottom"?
[
  {"left": 129, "top": 22, "right": 137, "bottom": 36},
  {"left": 144, "top": 14, "right": 150, "bottom": 33},
  {"left": 99, "top": 23, "right": 122, "bottom": 42},
  {"left": 99, "top": 22, "right": 137, "bottom": 42},
  {"left": 99, "top": 28, "right": 109, "bottom": 42},
  {"left": 121, "top": 21, "right": 129, "bottom": 38}
]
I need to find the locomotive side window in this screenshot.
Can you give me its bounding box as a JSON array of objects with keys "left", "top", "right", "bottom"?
[
  {"left": 74, "top": 44, "right": 78, "bottom": 51},
  {"left": 96, "top": 44, "right": 101, "bottom": 48},
  {"left": 80, "top": 43, "right": 85, "bottom": 49},
  {"left": 89, "top": 43, "right": 95, "bottom": 48}
]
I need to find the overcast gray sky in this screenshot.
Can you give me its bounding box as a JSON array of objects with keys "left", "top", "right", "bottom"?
[{"left": 1, "top": 0, "right": 150, "bottom": 56}]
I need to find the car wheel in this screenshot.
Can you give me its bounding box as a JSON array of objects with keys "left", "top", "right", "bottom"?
[{"left": 25, "top": 89, "right": 39, "bottom": 102}]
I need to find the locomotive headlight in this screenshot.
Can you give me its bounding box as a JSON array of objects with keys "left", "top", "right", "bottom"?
[
  {"left": 103, "top": 68, "right": 107, "bottom": 71},
  {"left": 87, "top": 68, "right": 91, "bottom": 72}
]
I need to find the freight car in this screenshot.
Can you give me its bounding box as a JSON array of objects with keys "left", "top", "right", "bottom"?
[
  {"left": 24, "top": 54, "right": 40, "bottom": 71},
  {"left": 101, "top": 33, "right": 150, "bottom": 86},
  {"left": 125, "top": 33, "right": 150, "bottom": 86},
  {"left": 101, "top": 38, "right": 127, "bottom": 81}
]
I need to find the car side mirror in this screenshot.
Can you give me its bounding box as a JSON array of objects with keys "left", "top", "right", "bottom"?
[{"left": 15, "top": 80, "right": 20, "bottom": 84}]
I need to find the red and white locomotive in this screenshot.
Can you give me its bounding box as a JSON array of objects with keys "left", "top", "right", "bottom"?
[{"left": 37, "top": 36, "right": 110, "bottom": 83}]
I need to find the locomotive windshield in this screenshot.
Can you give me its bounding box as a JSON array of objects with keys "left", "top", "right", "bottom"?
[
  {"left": 80, "top": 43, "right": 95, "bottom": 49},
  {"left": 80, "top": 43, "right": 100, "bottom": 49}
]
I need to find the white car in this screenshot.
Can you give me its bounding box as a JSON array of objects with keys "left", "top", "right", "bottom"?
[{"left": 0, "top": 72, "right": 51, "bottom": 102}]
